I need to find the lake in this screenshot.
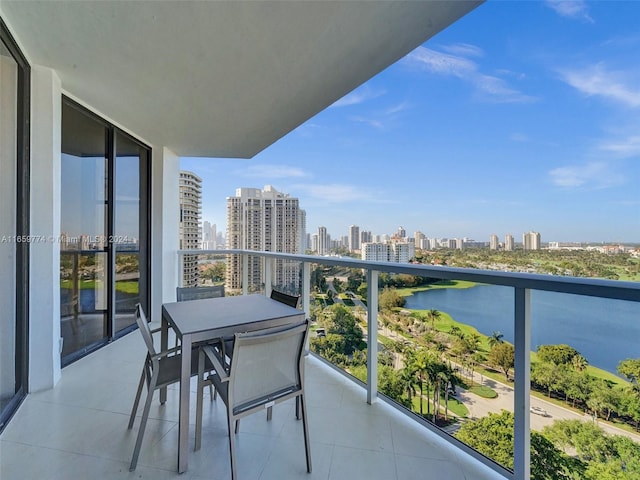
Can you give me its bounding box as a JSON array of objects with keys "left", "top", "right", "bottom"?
[{"left": 403, "top": 284, "right": 640, "bottom": 375}]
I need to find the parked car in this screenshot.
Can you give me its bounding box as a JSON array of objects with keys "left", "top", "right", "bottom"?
[{"left": 316, "top": 328, "right": 326, "bottom": 338}]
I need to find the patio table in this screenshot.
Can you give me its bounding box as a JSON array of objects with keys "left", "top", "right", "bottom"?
[{"left": 161, "top": 294, "right": 305, "bottom": 473}]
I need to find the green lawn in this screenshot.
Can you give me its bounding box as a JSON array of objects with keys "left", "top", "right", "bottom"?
[
  {"left": 411, "top": 394, "right": 469, "bottom": 418},
  {"left": 395, "top": 280, "right": 477, "bottom": 297}
]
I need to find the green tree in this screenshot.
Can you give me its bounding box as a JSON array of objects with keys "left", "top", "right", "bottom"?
[
  {"left": 537, "top": 344, "right": 580, "bottom": 365},
  {"left": 488, "top": 342, "right": 515, "bottom": 381},
  {"left": 318, "top": 304, "right": 365, "bottom": 354},
  {"left": 426, "top": 309, "right": 441, "bottom": 329},
  {"left": 488, "top": 330, "right": 504, "bottom": 347},
  {"left": 456, "top": 411, "right": 579, "bottom": 479},
  {"left": 379, "top": 287, "right": 405, "bottom": 311},
  {"left": 618, "top": 358, "right": 640, "bottom": 385}
]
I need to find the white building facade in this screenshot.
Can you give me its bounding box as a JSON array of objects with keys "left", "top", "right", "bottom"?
[{"left": 226, "top": 186, "right": 302, "bottom": 292}]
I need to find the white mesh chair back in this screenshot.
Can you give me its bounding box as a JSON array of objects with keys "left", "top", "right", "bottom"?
[
  {"left": 229, "top": 321, "right": 307, "bottom": 415},
  {"left": 134, "top": 304, "right": 156, "bottom": 357}
]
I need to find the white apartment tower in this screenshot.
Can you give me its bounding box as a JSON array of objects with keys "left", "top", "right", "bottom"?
[
  {"left": 490, "top": 234, "right": 499, "bottom": 250},
  {"left": 226, "top": 186, "right": 301, "bottom": 292},
  {"left": 349, "top": 225, "right": 360, "bottom": 252},
  {"left": 179, "top": 171, "right": 202, "bottom": 287},
  {"left": 317, "top": 226, "right": 328, "bottom": 255},
  {"left": 523, "top": 231, "right": 541, "bottom": 251},
  {"left": 505, "top": 234, "right": 514, "bottom": 251}
]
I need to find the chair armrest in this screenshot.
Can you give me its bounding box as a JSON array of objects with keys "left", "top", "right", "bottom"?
[{"left": 201, "top": 345, "right": 230, "bottom": 382}]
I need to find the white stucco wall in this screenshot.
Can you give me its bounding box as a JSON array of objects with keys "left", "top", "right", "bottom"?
[
  {"left": 29, "top": 65, "right": 62, "bottom": 391},
  {"left": 151, "top": 147, "right": 180, "bottom": 320}
]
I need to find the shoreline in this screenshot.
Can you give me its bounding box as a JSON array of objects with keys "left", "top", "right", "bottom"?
[{"left": 399, "top": 281, "right": 627, "bottom": 386}]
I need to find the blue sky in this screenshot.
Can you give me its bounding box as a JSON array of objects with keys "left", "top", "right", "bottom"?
[{"left": 181, "top": 1, "right": 640, "bottom": 244}]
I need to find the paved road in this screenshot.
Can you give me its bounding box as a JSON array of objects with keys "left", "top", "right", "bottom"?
[{"left": 456, "top": 371, "right": 640, "bottom": 441}]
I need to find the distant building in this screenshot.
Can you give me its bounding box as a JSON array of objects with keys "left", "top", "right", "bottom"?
[
  {"left": 505, "top": 234, "right": 514, "bottom": 251},
  {"left": 226, "top": 185, "right": 302, "bottom": 292},
  {"left": 349, "top": 225, "right": 360, "bottom": 252},
  {"left": 523, "top": 231, "right": 541, "bottom": 251},
  {"left": 360, "top": 230, "right": 372, "bottom": 244},
  {"left": 490, "top": 234, "right": 499, "bottom": 250},
  {"left": 361, "top": 241, "right": 415, "bottom": 263},
  {"left": 202, "top": 221, "right": 217, "bottom": 250},
  {"left": 179, "top": 170, "right": 202, "bottom": 286},
  {"left": 317, "top": 226, "right": 328, "bottom": 255}
]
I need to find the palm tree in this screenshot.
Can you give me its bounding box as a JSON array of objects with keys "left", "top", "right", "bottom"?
[
  {"left": 449, "top": 325, "right": 462, "bottom": 338},
  {"left": 572, "top": 354, "right": 588, "bottom": 372},
  {"left": 488, "top": 330, "right": 504, "bottom": 347},
  {"left": 426, "top": 309, "right": 441, "bottom": 329}
]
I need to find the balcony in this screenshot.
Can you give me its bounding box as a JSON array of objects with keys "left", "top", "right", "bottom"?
[
  {"left": 183, "top": 249, "right": 640, "bottom": 479},
  {"left": 0, "top": 323, "right": 499, "bottom": 480}
]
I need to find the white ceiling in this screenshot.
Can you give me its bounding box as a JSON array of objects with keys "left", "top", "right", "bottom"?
[{"left": 1, "top": 1, "right": 481, "bottom": 158}]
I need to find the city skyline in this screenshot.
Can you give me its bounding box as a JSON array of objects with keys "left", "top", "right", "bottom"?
[{"left": 181, "top": 1, "right": 640, "bottom": 244}]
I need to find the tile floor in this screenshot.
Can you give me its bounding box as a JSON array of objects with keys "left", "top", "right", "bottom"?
[{"left": 0, "top": 327, "right": 503, "bottom": 480}]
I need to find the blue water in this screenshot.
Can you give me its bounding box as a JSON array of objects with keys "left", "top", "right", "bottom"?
[{"left": 403, "top": 285, "right": 640, "bottom": 375}]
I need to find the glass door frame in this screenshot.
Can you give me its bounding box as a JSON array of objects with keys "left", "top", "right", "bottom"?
[
  {"left": 0, "top": 17, "right": 30, "bottom": 432},
  {"left": 61, "top": 96, "right": 151, "bottom": 366}
]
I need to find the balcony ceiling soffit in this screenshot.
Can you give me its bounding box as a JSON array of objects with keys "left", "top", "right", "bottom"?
[{"left": 1, "top": 0, "right": 481, "bottom": 158}]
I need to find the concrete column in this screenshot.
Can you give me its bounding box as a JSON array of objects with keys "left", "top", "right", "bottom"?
[
  {"left": 150, "top": 146, "right": 179, "bottom": 319},
  {"left": 29, "top": 65, "right": 62, "bottom": 391}
]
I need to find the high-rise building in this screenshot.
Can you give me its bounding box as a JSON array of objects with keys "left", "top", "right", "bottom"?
[
  {"left": 349, "top": 225, "right": 360, "bottom": 252},
  {"left": 490, "top": 234, "right": 499, "bottom": 250},
  {"left": 396, "top": 226, "right": 406, "bottom": 240},
  {"left": 360, "top": 230, "right": 372, "bottom": 244},
  {"left": 202, "top": 221, "right": 217, "bottom": 250},
  {"left": 298, "top": 209, "right": 307, "bottom": 252},
  {"left": 179, "top": 170, "right": 202, "bottom": 287},
  {"left": 317, "top": 226, "right": 328, "bottom": 255},
  {"left": 226, "top": 186, "right": 302, "bottom": 292},
  {"left": 505, "top": 234, "right": 514, "bottom": 251},
  {"left": 361, "top": 241, "right": 415, "bottom": 263},
  {"left": 523, "top": 231, "right": 541, "bottom": 251}
]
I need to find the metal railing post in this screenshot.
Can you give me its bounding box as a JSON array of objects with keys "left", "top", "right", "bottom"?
[
  {"left": 366, "top": 269, "right": 379, "bottom": 404},
  {"left": 302, "top": 261, "right": 311, "bottom": 317},
  {"left": 265, "top": 257, "right": 273, "bottom": 296},
  {"left": 514, "top": 287, "right": 531, "bottom": 480},
  {"left": 242, "top": 254, "right": 248, "bottom": 296}
]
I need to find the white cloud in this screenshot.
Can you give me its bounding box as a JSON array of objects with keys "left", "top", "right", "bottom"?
[
  {"left": 406, "top": 47, "right": 477, "bottom": 78},
  {"left": 440, "top": 43, "right": 484, "bottom": 58},
  {"left": 235, "top": 164, "right": 309, "bottom": 179},
  {"left": 560, "top": 63, "right": 640, "bottom": 107},
  {"left": 546, "top": 0, "right": 594, "bottom": 23},
  {"left": 549, "top": 162, "right": 624, "bottom": 188},
  {"left": 405, "top": 46, "right": 535, "bottom": 104},
  {"left": 599, "top": 135, "right": 640, "bottom": 157},
  {"left": 349, "top": 116, "right": 384, "bottom": 129},
  {"left": 331, "top": 85, "right": 386, "bottom": 108}
]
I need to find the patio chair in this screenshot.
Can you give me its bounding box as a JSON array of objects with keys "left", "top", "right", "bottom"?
[
  {"left": 270, "top": 288, "right": 300, "bottom": 308},
  {"left": 176, "top": 285, "right": 225, "bottom": 301},
  {"left": 127, "top": 304, "right": 215, "bottom": 471},
  {"left": 195, "top": 320, "right": 311, "bottom": 480}
]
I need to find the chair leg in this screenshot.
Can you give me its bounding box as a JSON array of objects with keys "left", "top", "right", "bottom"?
[
  {"left": 267, "top": 405, "right": 273, "bottom": 421},
  {"left": 228, "top": 415, "right": 238, "bottom": 480},
  {"left": 299, "top": 394, "right": 312, "bottom": 473},
  {"left": 128, "top": 368, "right": 146, "bottom": 429},
  {"left": 129, "top": 374, "right": 157, "bottom": 471},
  {"left": 295, "top": 396, "right": 300, "bottom": 420},
  {"left": 196, "top": 350, "right": 205, "bottom": 451}
]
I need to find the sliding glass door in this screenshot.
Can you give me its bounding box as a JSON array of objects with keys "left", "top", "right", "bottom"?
[
  {"left": 0, "top": 19, "right": 29, "bottom": 431},
  {"left": 60, "top": 98, "right": 149, "bottom": 365}
]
